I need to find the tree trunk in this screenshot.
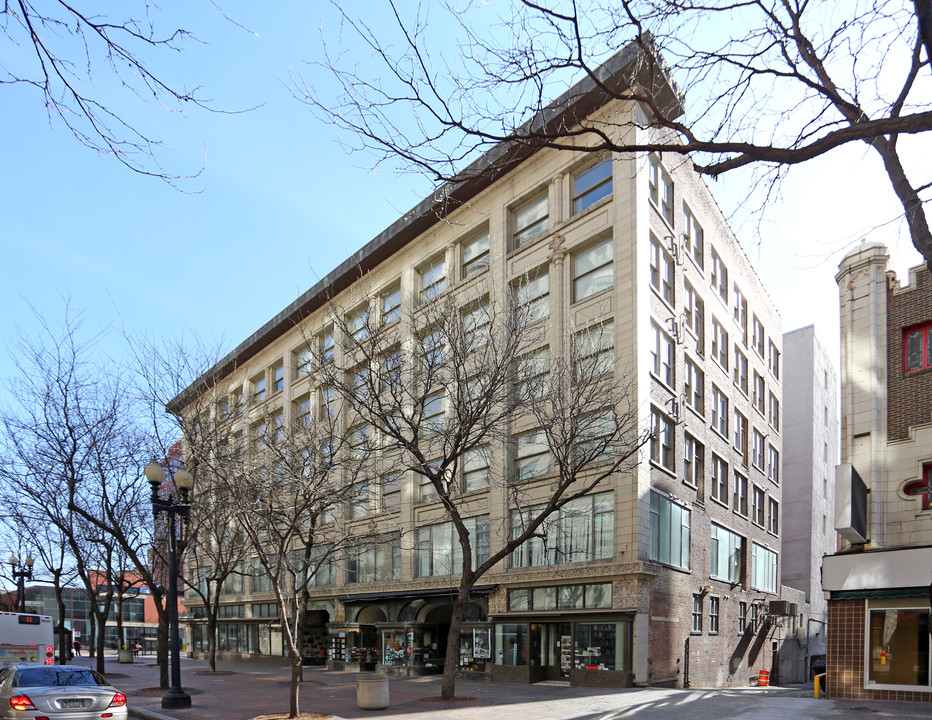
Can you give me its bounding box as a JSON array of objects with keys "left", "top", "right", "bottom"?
[
  {"left": 116, "top": 596, "right": 125, "bottom": 650},
  {"left": 440, "top": 593, "right": 467, "bottom": 700},
  {"left": 289, "top": 653, "right": 302, "bottom": 718},
  {"left": 88, "top": 613, "right": 96, "bottom": 658},
  {"left": 94, "top": 611, "right": 106, "bottom": 675},
  {"left": 206, "top": 615, "right": 217, "bottom": 672}
]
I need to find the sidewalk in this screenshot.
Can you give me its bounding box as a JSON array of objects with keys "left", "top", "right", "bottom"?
[{"left": 71, "top": 653, "right": 931, "bottom": 720}]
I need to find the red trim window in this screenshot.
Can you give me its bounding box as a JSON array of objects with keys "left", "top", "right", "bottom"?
[{"left": 903, "top": 321, "right": 932, "bottom": 373}]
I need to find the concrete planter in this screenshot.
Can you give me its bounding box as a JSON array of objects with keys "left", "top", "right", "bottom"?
[
  {"left": 356, "top": 673, "right": 389, "bottom": 710},
  {"left": 117, "top": 649, "right": 134, "bottom": 664}
]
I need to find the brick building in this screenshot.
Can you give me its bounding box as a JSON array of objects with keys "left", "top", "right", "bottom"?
[
  {"left": 170, "top": 40, "right": 794, "bottom": 688},
  {"left": 823, "top": 242, "right": 932, "bottom": 700}
]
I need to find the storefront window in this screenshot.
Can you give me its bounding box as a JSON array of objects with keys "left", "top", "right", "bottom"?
[
  {"left": 558, "top": 585, "right": 584, "bottom": 610},
  {"left": 574, "top": 622, "right": 629, "bottom": 671},
  {"left": 508, "top": 583, "right": 612, "bottom": 612},
  {"left": 458, "top": 627, "right": 491, "bottom": 671},
  {"left": 495, "top": 623, "right": 528, "bottom": 666},
  {"left": 868, "top": 609, "right": 931, "bottom": 687},
  {"left": 533, "top": 587, "right": 557, "bottom": 610}
]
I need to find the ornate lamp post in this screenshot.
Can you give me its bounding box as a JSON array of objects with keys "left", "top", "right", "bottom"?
[
  {"left": 8, "top": 554, "right": 34, "bottom": 613},
  {"left": 144, "top": 460, "right": 193, "bottom": 710}
]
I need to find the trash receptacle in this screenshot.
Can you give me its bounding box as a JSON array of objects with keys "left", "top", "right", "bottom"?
[{"left": 356, "top": 673, "right": 389, "bottom": 710}]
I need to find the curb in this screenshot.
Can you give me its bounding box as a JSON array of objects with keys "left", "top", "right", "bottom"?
[{"left": 129, "top": 707, "right": 180, "bottom": 720}]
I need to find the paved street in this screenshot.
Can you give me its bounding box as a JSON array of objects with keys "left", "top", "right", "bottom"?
[{"left": 70, "top": 652, "right": 930, "bottom": 720}]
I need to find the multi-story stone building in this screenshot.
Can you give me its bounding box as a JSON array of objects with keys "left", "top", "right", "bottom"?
[
  {"left": 781, "top": 325, "right": 839, "bottom": 679},
  {"left": 823, "top": 243, "right": 932, "bottom": 701},
  {"left": 170, "top": 41, "right": 791, "bottom": 688}
]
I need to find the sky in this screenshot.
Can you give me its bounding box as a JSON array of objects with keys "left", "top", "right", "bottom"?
[{"left": 0, "top": 1, "right": 927, "bottom": 393}]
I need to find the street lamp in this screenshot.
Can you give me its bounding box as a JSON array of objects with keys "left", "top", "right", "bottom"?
[
  {"left": 8, "top": 554, "right": 34, "bottom": 613},
  {"left": 145, "top": 460, "right": 193, "bottom": 710}
]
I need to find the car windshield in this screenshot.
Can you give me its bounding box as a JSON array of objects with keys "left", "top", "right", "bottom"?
[{"left": 14, "top": 668, "right": 108, "bottom": 688}]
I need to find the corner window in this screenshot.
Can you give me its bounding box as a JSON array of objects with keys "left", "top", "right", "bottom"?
[
  {"left": 573, "top": 237, "right": 613, "bottom": 301},
  {"left": 513, "top": 191, "right": 549, "bottom": 249},
  {"left": 573, "top": 156, "right": 612, "bottom": 213},
  {"left": 649, "top": 491, "right": 691, "bottom": 570},
  {"left": 462, "top": 230, "right": 490, "bottom": 278},
  {"left": 904, "top": 322, "right": 932, "bottom": 373}
]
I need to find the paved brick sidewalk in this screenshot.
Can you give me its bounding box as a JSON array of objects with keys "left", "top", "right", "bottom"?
[{"left": 68, "top": 653, "right": 931, "bottom": 720}]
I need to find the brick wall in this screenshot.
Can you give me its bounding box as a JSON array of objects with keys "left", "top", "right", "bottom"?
[
  {"left": 887, "top": 265, "right": 932, "bottom": 442},
  {"left": 827, "top": 599, "right": 932, "bottom": 702}
]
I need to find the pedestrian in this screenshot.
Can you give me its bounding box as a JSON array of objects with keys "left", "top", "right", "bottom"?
[
  {"left": 73, "top": 639, "right": 81, "bottom": 656},
  {"left": 132, "top": 641, "right": 140, "bottom": 657}
]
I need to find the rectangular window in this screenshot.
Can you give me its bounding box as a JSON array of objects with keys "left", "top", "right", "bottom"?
[
  {"left": 768, "top": 392, "right": 780, "bottom": 431},
  {"left": 867, "top": 609, "right": 932, "bottom": 687},
  {"left": 573, "top": 237, "right": 613, "bottom": 301},
  {"left": 463, "top": 299, "right": 491, "bottom": 350},
  {"left": 573, "top": 156, "right": 612, "bottom": 213},
  {"left": 464, "top": 445, "right": 491, "bottom": 492},
  {"left": 513, "top": 191, "right": 549, "bottom": 248},
  {"left": 651, "top": 321, "right": 675, "bottom": 388},
  {"left": 462, "top": 230, "right": 490, "bottom": 278},
  {"left": 768, "top": 341, "right": 780, "bottom": 379},
  {"left": 574, "top": 321, "right": 614, "bottom": 377},
  {"left": 684, "top": 434, "right": 705, "bottom": 493},
  {"left": 684, "top": 282, "right": 704, "bottom": 352},
  {"left": 251, "top": 372, "right": 266, "bottom": 404},
  {"left": 711, "top": 384, "right": 729, "bottom": 437},
  {"left": 294, "top": 343, "right": 312, "bottom": 378},
  {"left": 419, "top": 256, "right": 447, "bottom": 303},
  {"left": 711, "top": 454, "right": 728, "bottom": 504},
  {"left": 711, "top": 523, "right": 743, "bottom": 583},
  {"left": 684, "top": 357, "right": 704, "bottom": 414},
  {"left": 381, "top": 284, "right": 402, "bottom": 325},
  {"left": 294, "top": 394, "right": 311, "bottom": 431},
  {"left": 768, "top": 445, "right": 780, "bottom": 484},
  {"left": 751, "top": 543, "right": 777, "bottom": 593},
  {"left": 381, "top": 473, "right": 401, "bottom": 511},
  {"left": 738, "top": 601, "right": 747, "bottom": 633},
  {"left": 419, "top": 471, "right": 438, "bottom": 503},
  {"left": 711, "top": 317, "right": 729, "bottom": 369},
  {"left": 650, "top": 491, "right": 691, "bottom": 570},
  {"left": 650, "top": 407, "right": 675, "bottom": 471},
  {"left": 692, "top": 595, "right": 703, "bottom": 633},
  {"left": 683, "top": 204, "right": 704, "bottom": 269},
  {"left": 768, "top": 497, "right": 779, "bottom": 535},
  {"left": 345, "top": 536, "right": 401, "bottom": 584},
  {"left": 420, "top": 328, "right": 445, "bottom": 373},
  {"left": 711, "top": 248, "right": 728, "bottom": 303},
  {"left": 754, "top": 371, "right": 766, "bottom": 414},
  {"left": 421, "top": 392, "right": 445, "bottom": 434},
  {"left": 516, "top": 347, "right": 550, "bottom": 401},
  {"left": 515, "top": 429, "right": 549, "bottom": 481},
  {"left": 514, "top": 270, "right": 550, "bottom": 322},
  {"left": 511, "top": 492, "right": 614, "bottom": 567},
  {"left": 350, "top": 480, "right": 370, "bottom": 519},
  {"left": 733, "top": 285, "right": 748, "bottom": 345},
  {"left": 416, "top": 515, "right": 490, "bottom": 577},
  {"left": 734, "top": 410, "right": 748, "bottom": 463},
  {"left": 753, "top": 315, "right": 765, "bottom": 357},
  {"left": 734, "top": 347, "right": 749, "bottom": 395},
  {"left": 648, "top": 154, "right": 674, "bottom": 225},
  {"left": 709, "top": 596, "right": 720, "bottom": 634},
  {"left": 650, "top": 235, "right": 675, "bottom": 305},
  {"left": 752, "top": 429, "right": 765, "bottom": 470},
  {"left": 733, "top": 472, "right": 748, "bottom": 516},
  {"left": 318, "top": 384, "right": 334, "bottom": 420},
  {"left": 272, "top": 361, "right": 284, "bottom": 394},
  {"left": 752, "top": 485, "right": 765, "bottom": 526},
  {"left": 348, "top": 304, "right": 370, "bottom": 342}
]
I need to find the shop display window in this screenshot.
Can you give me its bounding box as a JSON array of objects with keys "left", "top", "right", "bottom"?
[
  {"left": 868, "top": 609, "right": 931, "bottom": 687},
  {"left": 495, "top": 623, "right": 528, "bottom": 666},
  {"left": 458, "top": 628, "right": 491, "bottom": 671},
  {"left": 574, "top": 622, "right": 628, "bottom": 671}
]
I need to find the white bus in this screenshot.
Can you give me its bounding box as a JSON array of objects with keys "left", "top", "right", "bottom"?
[{"left": 0, "top": 612, "right": 55, "bottom": 666}]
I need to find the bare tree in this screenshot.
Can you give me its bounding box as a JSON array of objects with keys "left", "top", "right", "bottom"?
[
  {"left": 317, "top": 278, "right": 647, "bottom": 700},
  {"left": 307, "top": 0, "right": 932, "bottom": 268},
  {"left": 0, "top": 1, "right": 242, "bottom": 180}
]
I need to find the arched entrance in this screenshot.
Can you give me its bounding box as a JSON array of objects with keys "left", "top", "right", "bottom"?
[{"left": 302, "top": 607, "right": 331, "bottom": 665}]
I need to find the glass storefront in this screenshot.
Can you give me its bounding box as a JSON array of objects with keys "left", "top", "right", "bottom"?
[
  {"left": 868, "top": 608, "right": 931, "bottom": 687},
  {"left": 191, "top": 622, "right": 285, "bottom": 656},
  {"left": 494, "top": 617, "right": 631, "bottom": 674}
]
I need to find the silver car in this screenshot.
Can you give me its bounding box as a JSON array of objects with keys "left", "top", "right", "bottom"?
[{"left": 0, "top": 665, "right": 127, "bottom": 720}]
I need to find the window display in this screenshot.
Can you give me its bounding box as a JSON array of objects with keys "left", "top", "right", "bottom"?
[{"left": 868, "top": 609, "right": 931, "bottom": 687}]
